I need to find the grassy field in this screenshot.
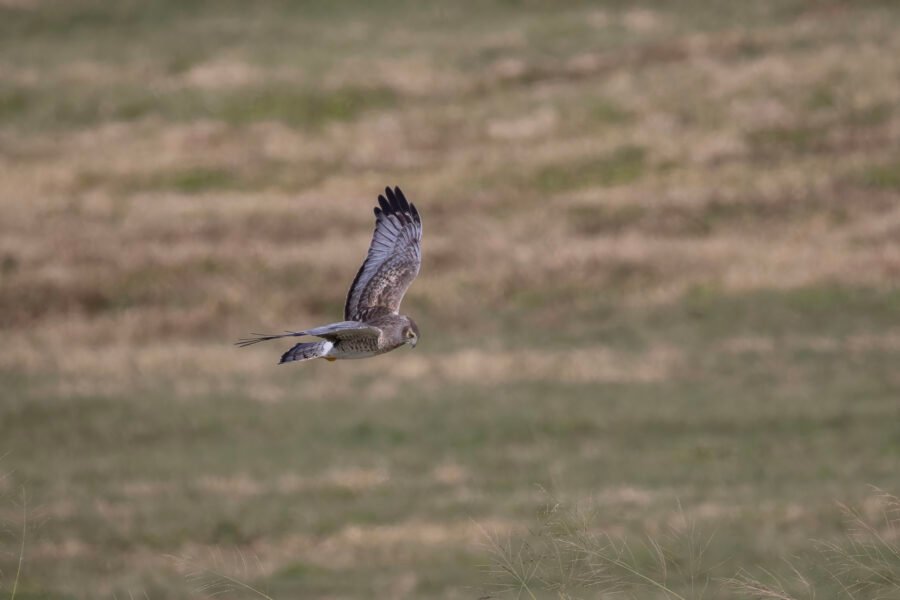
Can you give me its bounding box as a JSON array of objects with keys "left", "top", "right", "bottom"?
[{"left": 1, "top": 0, "right": 900, "bottom": 598}]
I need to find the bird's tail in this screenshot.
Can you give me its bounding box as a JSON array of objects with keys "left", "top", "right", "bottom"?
[
  {"left": 235, "top": 331, "right": 299, "bottom": 347},
  {"left": 280, "top": 341, "right": 330, "bottom": 365}
]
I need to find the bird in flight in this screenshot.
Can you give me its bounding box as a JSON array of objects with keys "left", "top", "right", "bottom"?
[{"left": 237, "top": 186, "right": 422, "bottom": 364}]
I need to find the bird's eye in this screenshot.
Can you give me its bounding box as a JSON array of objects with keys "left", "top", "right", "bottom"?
[{"left": 407, "top": 330, "right": 415, "bottom": 338}]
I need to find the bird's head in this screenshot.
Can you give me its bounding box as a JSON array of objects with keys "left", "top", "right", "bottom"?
[{"left": 402, "top": 317, "right": 420, "bottom": 348}]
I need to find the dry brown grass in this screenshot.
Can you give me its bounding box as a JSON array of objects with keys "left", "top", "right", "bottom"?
[{"left": 1, "top": 1, "right": 899, "bottom": 598}]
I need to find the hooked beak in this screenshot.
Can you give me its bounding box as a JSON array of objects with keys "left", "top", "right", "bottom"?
[{"left": 410, "top": 338, "right": 417, "bottom": 349}]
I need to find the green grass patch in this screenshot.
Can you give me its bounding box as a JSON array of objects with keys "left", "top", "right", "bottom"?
[
  {"left": 0, "top": 82, "right": 397, "bottom": 131},
  {"left": 494, "top": 283, "right": 900, "bottom": 352},
  {"left": 846, "top": 102, "right": 894, "bottom": 127},
  {"left": 77, "top": 158, "right": 336, "bottom": 195},
  {"left": 671, "top": 284, "right": 900, "bottom": 341},
  {"left": 858, "top": 161, "right": 900, "bottom": 190},
  {"left": 0, "top": 83, "right": 158, "bottom": 129},
  {"left": 212, "top": 85, "right": 398, "bottom": 129},
  {"left": 156, "top": 166, "right": 242, "bottom": 193},
  {"left": 532, "top": 145, "right": 646, "bottom": 192},
  {"left": 747, "top": 124, "right": 825, "bottom": 154},
  {"left": 567, "top": 203, "right": 645, "bottom": 235},
  {"left": 567, "top": 194, "right": 867, "bottom": 238},
  {"left": 588, "top": 98, "right": 633, "bottom": 124}
]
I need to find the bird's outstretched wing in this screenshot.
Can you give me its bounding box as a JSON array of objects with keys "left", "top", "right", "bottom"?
[
  {"left": 236, "top": 321, "right": 381, "bottom": 347},
  {"left": 344, "top": 186, "right": 422, "bottom": 322}
]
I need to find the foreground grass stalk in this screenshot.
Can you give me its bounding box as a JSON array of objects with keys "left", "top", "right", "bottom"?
[{"left": 10, "top": 488, "right": 26, "bottom": 600}]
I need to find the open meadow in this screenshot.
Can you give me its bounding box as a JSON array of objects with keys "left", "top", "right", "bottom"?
[{"left": 1, "top": 1, "right": 899, "bottom": 598}]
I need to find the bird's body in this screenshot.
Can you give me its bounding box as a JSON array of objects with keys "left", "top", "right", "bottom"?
[
  {"left": 237, "top": 186, "right": 422, "bottom": 364},
  {"left": 279, "top": 314, "right": 417, "bottom": 363}
]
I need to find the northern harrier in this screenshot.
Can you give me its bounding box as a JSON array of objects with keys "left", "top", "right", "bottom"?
[{"left": 237, "top": 186, "right": 421, "bottom": 364}]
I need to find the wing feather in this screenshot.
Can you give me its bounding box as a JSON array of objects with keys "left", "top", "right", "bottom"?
[
  {"left": 236, "top": 321, "right": 380, "bottom": 347},
  {"left": 300, "top": 321, "right": 381, "bottom": 340},
  {"left": 344, "top": 186, "right": 422, "bottom": 321}
]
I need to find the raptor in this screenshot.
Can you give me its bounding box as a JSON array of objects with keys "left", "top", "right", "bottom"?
[{"left": 237, "top": 186, "right": 422, "bottom": 364}]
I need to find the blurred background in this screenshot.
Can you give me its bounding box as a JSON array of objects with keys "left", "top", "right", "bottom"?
[{"left": 1, "top": 1, "right": 899, "bottom": 598}]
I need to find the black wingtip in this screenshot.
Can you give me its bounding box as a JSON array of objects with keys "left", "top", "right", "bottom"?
[
  {"left": 394, "top": 186, "right": 410, "bottom": 211},
  {"left": 374, "top": 185, "right": 417, "bottom": 224}
]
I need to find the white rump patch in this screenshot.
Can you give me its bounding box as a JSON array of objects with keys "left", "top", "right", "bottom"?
[{"left": 321, "top": 341, "right": 334, "bottom": 356}]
